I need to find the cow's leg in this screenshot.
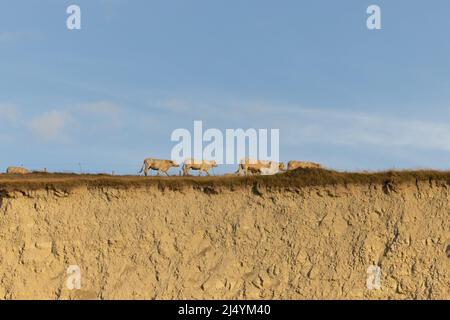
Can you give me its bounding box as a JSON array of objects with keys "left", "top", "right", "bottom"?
[{"left": 164, "top": 170, "right": 170, "bottom": 177}]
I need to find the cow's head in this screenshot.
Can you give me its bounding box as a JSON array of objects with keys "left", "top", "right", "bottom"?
[
  {"left": 171, "top": 160, "right": 180, "bottom": 167},
  {"left": 279, "top": 163, "right": 286, "bottom": 171}
]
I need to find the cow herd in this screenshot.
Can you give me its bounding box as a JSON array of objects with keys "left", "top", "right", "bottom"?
[
  {"left": 138, "top": 158, "right": 322, "bottom": 176},
  {"left": 138, "top": 158, "right": 219, "bottom": 176},
  {"left": 3, "top": 159, "right": 322, "bottom": 176}
]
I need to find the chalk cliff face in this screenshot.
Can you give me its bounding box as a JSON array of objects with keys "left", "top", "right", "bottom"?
[{"left": 0, "top": 180, "right": 448, "bottom": 300}]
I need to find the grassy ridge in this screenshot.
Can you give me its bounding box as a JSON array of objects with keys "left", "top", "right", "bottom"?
[{"left": 0, "top": 169, "right": 449, "bottom": 192}]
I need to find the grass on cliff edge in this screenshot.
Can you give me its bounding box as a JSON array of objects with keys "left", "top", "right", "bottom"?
[{"left": 0, "top": 169, "right": 450, "bottom": 192}]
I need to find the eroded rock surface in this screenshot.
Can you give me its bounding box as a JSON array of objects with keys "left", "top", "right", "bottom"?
[{"left": 0, "top": 181, "right": 448, "bottom": 299}]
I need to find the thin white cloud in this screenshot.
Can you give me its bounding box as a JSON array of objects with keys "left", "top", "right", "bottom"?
[
  {"left": 78, "top": 101, "right": 122, "bottom": 114},
  {"left": 0, "top": 32, "right": 19, "bottom": 42},
  {"left": 29, "top": 111, "right": 71, "bottom": 141},
  {"left": 0, "top": 104, "right": 19, "bottom": 145},
  {"left": 0, "top": 31, "right": 35, "bottom": 43},
  {"left": 157, "top": 97, "right": 450, "bottom": 152},
  {"left": 0, "top": 104, "right": 18, "bottom": 123},
  {"left": 25, "top": 101, "right": 123, "bottom": 142},
  {"left": 75, "top": 101, "right": 123, "bottom": 127},
  {"left": 5, "top": 96, "right": 450, "bottom": 155},
  {"left": 279, "top": 107, "right": 450, "bottom": 152}
]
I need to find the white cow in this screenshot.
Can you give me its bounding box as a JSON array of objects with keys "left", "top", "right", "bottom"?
[
  {"left": 259, "top": 161, "right": 282, "bottom": 176},
  {"left": 6, "top": 166, "right": 29, "bottom": 174}
]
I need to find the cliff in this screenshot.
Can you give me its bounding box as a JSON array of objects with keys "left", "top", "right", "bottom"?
[{"left": 0, "top": 170, "right": 448, "bottom": 299}]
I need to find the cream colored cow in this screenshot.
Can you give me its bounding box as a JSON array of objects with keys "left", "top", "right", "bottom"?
[
  {"left": 260, "top": 161, "right": 285, "bottom": 175},
  {"left": 182, "top": 159, "right": 217, "bottom": 176},
  {"left": 139, "top": 158, "right": 179, "bottom": 176},
  {"left": 237, "top": 159, "right": 285, "bottom": 176},
  {"left": 236, "top": 158, "right": 285, "bottom": 176},
  {"left": 6, "top": 166, "right": 29, "bottom": 174},
  {"left": 287, "top": 160, "right": 322, "bottom": 170},
  {"left": 236, "top": 158, "right": 269, "bottom": 176}
]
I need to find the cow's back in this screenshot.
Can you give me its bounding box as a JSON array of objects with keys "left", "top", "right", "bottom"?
[
  {"left": 288, "top": 161, "right": 321, "bottom": 170},
  {"left": 7, "top": 166, "right": 29, "bottom": 174}
]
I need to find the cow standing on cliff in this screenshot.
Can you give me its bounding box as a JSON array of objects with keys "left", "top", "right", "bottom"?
[
  {"left": 139, "top": 158, "right": 179, "bottom": 176},
  {"left": 6, "top": 166, "right": 29, "bottom": 174},
  {"left": 182, "top": 159, "right": 217, "bottom": 176}
]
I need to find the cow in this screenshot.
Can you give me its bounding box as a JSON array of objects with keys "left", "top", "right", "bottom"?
[
  {"left": 139, "top": 158, "right": 179, "bottom": 176},
  {"left": 182, "top": 159, "right": 217, "bottom": 176},
  {"left": 260, "top": 161, "right": 285, "bottom": 175},
  {"left": 287, "top": 160, "right": 322, "bottom": 171},
  {"left": 236, "top": 158, "right": 282, "bottom": 176},
  {"left": 6, "top": 166, "right": 29, "bottom": 174}
]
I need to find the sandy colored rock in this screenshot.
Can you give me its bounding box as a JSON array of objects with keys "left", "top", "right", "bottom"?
[{"left": 0, "top": 175, "right": 448, "bottom": 300}]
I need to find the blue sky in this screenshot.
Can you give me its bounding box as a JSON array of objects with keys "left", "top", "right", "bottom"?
[{"left": 1, "top": 0, "right": 450, "bottom": 174}]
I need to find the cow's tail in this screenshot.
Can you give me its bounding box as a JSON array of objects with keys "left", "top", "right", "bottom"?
[{"left": 138, "top": 162, "right": 145, "bottom": 175}]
